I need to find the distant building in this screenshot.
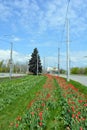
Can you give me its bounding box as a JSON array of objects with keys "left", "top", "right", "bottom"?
[{"left": 47, "top": 67, "right": 58, "bottom": 74}]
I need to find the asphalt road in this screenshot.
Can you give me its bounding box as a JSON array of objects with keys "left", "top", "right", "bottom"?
[
  {"left": 0, "top": 73, "right": 87, "bottom": 87},
  {"left": 59, "top": 74, "right": 87, "bottom": 87},
  {"left": 0, "top": 73, "right": 26, "bottom": 78}
]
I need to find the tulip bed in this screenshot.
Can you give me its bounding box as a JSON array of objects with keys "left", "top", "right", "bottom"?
[
  {"left": 0, "top": 76, "right": 45, "bottom": 111},
  {"left": 9, "top": 75, "right": 65, "bottom": 130},
  {"left": 55, "top": 76, "right": 87, "bottom": 130},
  {"left": 0, "top": 75, "right": 87, "bottom": 130},
  {"left": 0, "top": 75, "right": 46, "bottom": 130}
]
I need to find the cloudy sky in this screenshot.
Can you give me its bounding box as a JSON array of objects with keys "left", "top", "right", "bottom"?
[{"left": 0, "top": 0, "right": 87, "bottom": 69}]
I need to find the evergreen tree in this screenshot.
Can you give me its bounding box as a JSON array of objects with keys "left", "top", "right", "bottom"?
[{"left": 28, "top": 48, "right": 42, "bottom": 75}]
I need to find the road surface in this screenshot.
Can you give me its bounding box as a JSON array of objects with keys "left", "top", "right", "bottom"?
[
  {"left": 0, "top": 73, "right": 26, "bottom": 78},
  {"left": 59, "top": 74, "right": 87, "bottom": 86},
  {"left": 0, "top": 73, "right": 87, "bottom": 86}
]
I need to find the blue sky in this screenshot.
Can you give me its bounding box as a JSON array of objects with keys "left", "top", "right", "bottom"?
[{"left": 0, "top": 0, "right": 87, "bottom": 69}]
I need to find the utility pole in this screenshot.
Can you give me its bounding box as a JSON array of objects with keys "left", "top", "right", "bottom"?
[
  {"left": 58, "top": 47, "right": 60, "bottom": 75},
  {"left": 37, "top": 53, "right": 38, "bottom": 76},
  {"left": 66, "top": 18, "right": 70, "bottom": 81},
  {"left": 44, "top": 57, "right": 45, "bottom": 74},
  {"left": 27, "top": 61, "right": 29, "bottom": 73},
  {"left": 9, "top": 42, "right": 13, "bottom": 79}
]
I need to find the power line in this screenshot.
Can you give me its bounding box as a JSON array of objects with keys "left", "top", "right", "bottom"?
[
  {"left": 58, "top": 0, "right": 70, "bottom": 81},
  {"left": 58, "top": 0, "right": 71, "bottom": 61},
  {"left": 60, "top": 0, "right": 70, "bottom": 45}
]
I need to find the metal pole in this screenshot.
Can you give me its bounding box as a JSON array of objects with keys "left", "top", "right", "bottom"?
[
  {"left": 37, "top": 53, "right": 38, "bottom": 76},
  {"left": 44, "top": 57, "right": 45, "bottom": 74},
  {"left": 66, "top": 18, "right": 70, "bottom": 81},
  {"left": 9, "top": 42, "right": 13, "bottom": 79},
  {"left": 58, "top": 47, "right": 60, "bottom": 75}
]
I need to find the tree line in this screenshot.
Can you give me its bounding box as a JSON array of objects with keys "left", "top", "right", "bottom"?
[
  {"left": 70, "top": 67, "right": 87, "bottom": 75},
  {"left": 0, "top": 48, "right": 42, "bottom": 75},
  {"left": 0, "top": 48, "right": 87, "bottom": 75},
  {"left": 0, "top": 60, "right": 27, "bottom": 73}
]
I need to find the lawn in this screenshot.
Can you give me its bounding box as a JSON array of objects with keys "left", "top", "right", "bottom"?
[
  {"left": 69, "top": 79, "right": 87, "bottom": 95},
  {"left": 0, "top": 75, "right": 87, "bottom": 130},
  {"left": 0, "top": 75, "right": 46, "bottom": 130}
]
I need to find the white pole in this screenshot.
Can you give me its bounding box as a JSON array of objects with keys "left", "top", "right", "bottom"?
[
  {"left": 66, "top": 18, "right": 70, "bottom": 81},
  {"left": 44, "top": 57, "right": 45, "bottom": 74},
  {"left": 9, "top": 42, "right": 13, "bottom": 79},
  {"left": 37, "top": 53, "right": 38, "bottom": 76},
  {"left": 58, "top": 47, "right": 60, "bottom": 76}
]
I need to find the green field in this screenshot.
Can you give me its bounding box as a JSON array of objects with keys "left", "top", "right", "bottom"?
[
  {"left": 69, "top": 79, "right": 87, "bottom": 95},
  {"left": 0, "top": 75, "right": 87, "bottom": 130},
  {"left": 0, "top": 75, "right": 47, "bottom": 130}
]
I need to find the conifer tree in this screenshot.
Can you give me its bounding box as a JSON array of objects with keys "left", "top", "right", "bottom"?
[{"left": 29, "top": 48, "right": 42, "bottom": 75}]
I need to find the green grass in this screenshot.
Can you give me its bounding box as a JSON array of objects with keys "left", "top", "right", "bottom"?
[
  {"left": 0, "top": 75, "right": 47, "bottom": 130},
  {"left": 69, "top": 79, "right": 87, "bottom": 95},
  {"left": 1, "top": 75, "right": 86, "bottom": 130},
  {"left": 62, "top": 77, "right": 87, "bottom": 95},
  {"left": 45, "top": 78, "right": 65, "bottom": 130}
]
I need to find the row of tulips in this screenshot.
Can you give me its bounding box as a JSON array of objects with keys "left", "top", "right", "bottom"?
[
  {"left": 9, "top": 75, "right": 87, "bottom": 130},
  {"left": 55, "top": 76, "right": 87, "bottom": 130},
  {"left": 0, "top": 76, "right": 44, "bottom": 111},
  {"left": 9, "top": 75, "right": 59, "bottom": 130}
]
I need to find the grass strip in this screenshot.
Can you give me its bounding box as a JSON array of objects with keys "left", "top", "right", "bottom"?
[
  {"left": 69, "top": 79, "right": 87, "bottom": 95},
  {"left": 0, "top": 75, "right": 47, "bottom": 130}
]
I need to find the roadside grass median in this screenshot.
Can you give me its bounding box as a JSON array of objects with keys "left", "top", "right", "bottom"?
[
  {"left": 0, "top": 75, "right": 46, "bottom": 130},
  {"left": 0, "top": 75, "right": 87, "bottom": 130},
  {"left": 69, "top": 79, "right": 87, "bottom": 95}
]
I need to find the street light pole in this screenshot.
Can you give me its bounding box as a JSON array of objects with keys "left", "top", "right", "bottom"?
[
  {"left": 37, "top": 53, "right": 38, "bottom": 76},
  {"left": 44, "top": 57, "right": 45, "bottom": 74},
  {"left": 58, "top": 47, "right": 60, "bottom": 75},
  {"left": 9, "top": 42, "right": 13, "bottom": 79},
  {"left": 66, "top": 18, "right": 70, "bottom": 81}
]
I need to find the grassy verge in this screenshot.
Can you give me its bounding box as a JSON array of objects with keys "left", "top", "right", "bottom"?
[
  {"left": 69, "top": 79, "right": 87, "bottom": 95},
  {"left": 62, "top": 77, "right": 87, "bottom": 95},
  {"left": 0, "top": 75, "right": 47, "bottom": 130},
  {"left": 55, "top": 76, "right": 87, "bottom": 129},
  {"left": 46, "top": 78, "right": 65, "bottom": 130},
  {"left": 1, "top": 75, "right": 86, "bottom": 130},
  {"left": 9, "top": 75, "right": 65, "bottom": 130}
]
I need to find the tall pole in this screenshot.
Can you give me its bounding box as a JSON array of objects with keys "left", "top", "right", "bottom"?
[
  {"left": 66, "top": 18, "right": 70, "bottom": 81},
  {"left": 9, "top": 42, "right": 13, "bottom": 79},
  {"left": 44, "top": 57, "right": 45, "bottom": 74},
  {"left": 37, "top": 53, "right": 38, "bottom": 76},
  {"left": 58, "top": 47, "right": 60, "bottom": 75}
]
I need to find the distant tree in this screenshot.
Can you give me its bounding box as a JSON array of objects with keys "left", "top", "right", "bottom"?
[
  {"left": 84, "top": 67, "right": 87, "bottom": 75},
  {"left": 0, "top": 60, "right": 4, "bottom": 72},
  {"left": 79, "top": 67, "right": 85, "bottom": 74},
  {"left": 70, "top": 67, "right": 87, "bottom": 75},
  {"left": 70, "top": 67, "right": 79, "bottom": 74},
  {"left": 60, "top": 69, "right": 66, "bottom": 74},
  {"left": 28, "top": 48, "right": 42, "bottom": 75},
  {"left": 0, "top": 60, "right": 3, "bottom": 67}
]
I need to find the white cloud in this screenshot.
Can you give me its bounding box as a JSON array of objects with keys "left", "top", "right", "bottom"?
[
  {"left": 27, "top": 42, "right": 51, "bottom": 47},
  {"left": 0, "top": 0, "right": 87, "bottom": 35},
  {"left": 0, "top": 2, "right": 12, "bottom": 21},
  {"left": 0, "top": 50, "right": 10, "bottom": 60},
  {"left": 70, "top": 51, "right": 87, "bottom": 62},
  {"left": 0, "top": 0, "right": 87, "bottom": 49},
  {"left": 0, "top": 49, "right": 30, "bottom": 63},
  {"left": 0, "top": 49, "right": 86, "bottom": 69},
  {"left": 12, "top": 36, "right": 21, "bottom": 42},
  {"left": 43, "top": 50, "right": 87, "bottom": 69},
  {"left": 68, "top": 0, "right": 87, "bottom": 37}
]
